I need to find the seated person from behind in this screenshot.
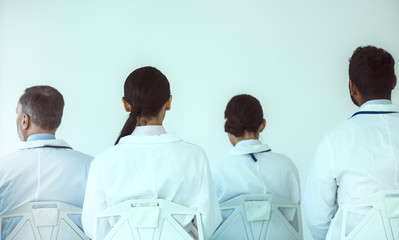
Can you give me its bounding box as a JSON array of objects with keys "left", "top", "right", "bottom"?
[
  {"left": 304, "top": 46, "right": 399, "bottom": 240},
  {"left": 0, "top": 85, "right": 93, "bottom": 239},
  {"left": 82, "top": 67, "right": 222, "bottom": 240},
  {"left": 211, "top": 94, "right": 301, "bottom": 220}
]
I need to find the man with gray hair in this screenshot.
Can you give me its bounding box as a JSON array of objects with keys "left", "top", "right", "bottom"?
[{"left": 0, "top": 85, "right": 92, "bottom": 239}]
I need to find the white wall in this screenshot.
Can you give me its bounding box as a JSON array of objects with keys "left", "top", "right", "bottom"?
[{"left": 1, "top": 1, "right": 398, "bottom": 239}]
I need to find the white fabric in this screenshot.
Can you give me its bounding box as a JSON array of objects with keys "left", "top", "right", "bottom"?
[
  {"left": 82, "top": 127, "right": 222, "bottom": 239},
  {"left": 304, "top": 102, "right": 399, "bottom": 240},
  {"left": 211, "top": 140, "right": 301, "bottom": 207},
  {"left": 131, "top": 125, "right": 166, "bottom": 136},
  {"left": 0, "top": 138, "right": 93, "bottom": 239}
]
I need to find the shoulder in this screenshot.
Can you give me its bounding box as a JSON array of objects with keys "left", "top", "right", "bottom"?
[
  {"left": 175, "top": 140, "right": 208, "bottom": 157},
  {"left": 211, "top": 150, "right": 241, "bottom": 169},
  {"left": 90, "top": 145, "right": 120, "bottom": 165},
  {"left": 0, "top": 150, "right": 23, "bottom": 165},
  {"left": 66, "top": 149, "right": 93, "bottom": 162},
  {"left": 93, "top": 136, "right": 208, "bottom": 166},
  {"left": 324, "top": 117, "right": 358, "bottom": 139},
  {"left": 47, "top": 139, "right": 93, "bottom": 163},
  {"left": 323, "top": 105, "right": 399, "bottom": 139},
  {"left": 266, "top": 151, "right": 296, "bottom": 165},
  {"left": 262, "top": 151, "right": 299, "bottom": 173}
]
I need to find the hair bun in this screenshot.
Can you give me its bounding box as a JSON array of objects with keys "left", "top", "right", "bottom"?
[{"left": 225, "top": 116, "right": 245, "bottom": 137}]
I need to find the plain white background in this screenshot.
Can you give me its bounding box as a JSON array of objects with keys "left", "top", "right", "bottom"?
[{"left": 1, "top": 1, "right": 398, "bottom": 239}]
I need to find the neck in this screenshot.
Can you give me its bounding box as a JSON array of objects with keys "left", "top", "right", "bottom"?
[
  {"left": 233, "top": 131, "right": 259, "bottom": 146},
  {"left": 358, "top": 96, "right": 391, "bottom": 106},
  {"left": 137, "top": 111, "right": 165, "bottom": 126},
  {"left": 137, "top": 118, "right": 163, "bottom": 126}
]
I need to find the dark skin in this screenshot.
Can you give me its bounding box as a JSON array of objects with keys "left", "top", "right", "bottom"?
[{"left": 349, "top": 75, "right": 397, "bottom": 106}]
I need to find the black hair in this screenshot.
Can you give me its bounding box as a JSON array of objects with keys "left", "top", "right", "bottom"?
[
  {"left": 349, "top": 45, "right": 396, "bottom": 99},
  {"left": 19, "top": 85, "right": 64, "bottom": 130},
  {"left": 224, "top": 94, "right": 263, "bottom": 137},
  {"left": 115, "top": 66, "right": 171, "bottom": 144}
]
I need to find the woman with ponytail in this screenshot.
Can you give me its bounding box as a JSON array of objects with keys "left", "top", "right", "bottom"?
[
  {"left": 82, "top": 67, "right": 221, "bottom": 239},
  {"left": 210, "top": 94, "right": 301, "bottom": 222}
]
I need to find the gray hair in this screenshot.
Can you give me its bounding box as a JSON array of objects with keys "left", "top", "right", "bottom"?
[{"left": 19, "top": 85, "right": 64, "bottom": 130}]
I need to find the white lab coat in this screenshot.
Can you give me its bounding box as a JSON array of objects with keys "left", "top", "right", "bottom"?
[
  {"left": 304, "top": 102, "right": 399, "bottom": 240},
  {"left": 211, "top": 139, "right": 301, "bottom": 209},
  {"left": 81, "top": 127, "right": 222, "bottom": 239},
  {"left": 0, "top": 139, "right": 93, "bottom": 239}
]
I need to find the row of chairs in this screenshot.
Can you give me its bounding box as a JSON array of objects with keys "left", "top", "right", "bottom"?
[{"left": 1, "top": 191, "right": 398, "bottom": 240}]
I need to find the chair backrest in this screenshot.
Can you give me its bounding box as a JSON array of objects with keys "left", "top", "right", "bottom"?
[
  {"left": 339, "top": 190, "right": 399, "bottom": 240},
  {"left": 95, "top": 199, "right": 204, "bottom": 240},
  {"left": 0, "top": 201, "right": 89, "bottom": 240},
  {"left": 209, "top": 194, "right": 303, "bottom": 240}
]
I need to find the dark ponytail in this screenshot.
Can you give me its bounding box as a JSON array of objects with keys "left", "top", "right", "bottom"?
[
  {"left": 224, "top": 94, "right": 263, "bottom": 137},
  {"left": 115, "top": 67, "right": 170, "bottom": 145}
]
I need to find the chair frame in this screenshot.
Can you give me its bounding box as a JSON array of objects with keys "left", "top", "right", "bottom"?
[
  {"left": 0, "top": 201, "right": 89, "bottom": 240},
  {"left": 340, "top": 190, "right": 399, "bottom": 240},
  {"left": 95, "top": 199, "right": 204, "bottom": 240},
  {"left": 210, "top": 194, "right": 303, "bottom": 240}
]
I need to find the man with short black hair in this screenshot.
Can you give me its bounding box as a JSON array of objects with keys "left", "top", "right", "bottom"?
[
  {"left": 304, "top": 46, "right": 398, "bottom": 240},
  {"left": 0, "top": 85, "right": 92, "bottom": 239}
]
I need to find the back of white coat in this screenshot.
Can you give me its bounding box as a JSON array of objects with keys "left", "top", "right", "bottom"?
[
  {"left": 211, "top": 139, "right": 301, "bottom": 212},
  {"left": 304, "top": 103, "right": 399, "bottom": 240},
  {"left": 0, "top": 139, "right": 93, "bottom": 239},
  {"left": 82, "top": 131, "right": 222, "bottom": 240}
]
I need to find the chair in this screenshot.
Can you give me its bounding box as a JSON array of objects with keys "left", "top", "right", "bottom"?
[
  {"left": 0, "top": 201, "right": 89, "bottom": 240},
  {"left": 95, "top": 199, "right": 204, "bottom": 240},
  {"left": 209, "top": 194, "right": 303, "bottom": 240},
  {"left": 338, "top": 190, "right": 399, "bottom": 240}
]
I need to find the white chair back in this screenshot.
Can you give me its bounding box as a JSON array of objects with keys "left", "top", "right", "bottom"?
[
  {"left": 95, "top": 199, "right": 204, "bottom": 240},
  {"left": 210, "top": 194, "right": 303, "bottom": 240},
  {"left": 0, "top": 201, "right": 88, "bottom": 240},
  {"left": 339, "top": 190, "right": 399, "bottom": 240}
]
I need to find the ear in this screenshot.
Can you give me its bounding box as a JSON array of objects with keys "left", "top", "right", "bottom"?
[
  {"left": 21, "top": 113, "right": 30, "bottom": 130},
  {"left": 165, "top": 95, "right": 172, "bottom": 111},
  {"left": 393, "top": 75, "right": 397, "bottom": 90},
  {"left": 122, "top": 97, "right": 131, "bottom": 113},
  {"left": 349, "top": 79, "right": 357, "bottom": 96},
  {"left": 259, "top": 118, "right": 266, "bottom": 133}
]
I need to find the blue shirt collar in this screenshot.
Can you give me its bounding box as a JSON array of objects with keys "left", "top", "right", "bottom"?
[{"left": 27, "top": 133, "right": 56, "bottom": 142}]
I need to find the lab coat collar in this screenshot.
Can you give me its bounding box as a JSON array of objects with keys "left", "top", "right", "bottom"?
[
  {"left": 228, "top": 139, "right": 271, "bottom": 155},
  {"left": 355, "top": 102, "right": 399, "bottom": 114},
  {"left": 360, "top": 99, "right": 392, "bottom": 107},
  {"left": 131, "top": 125, "right": 167, "bottom": 136},
  {"left": 118, "top": 132, "right": 182, "bottom": 144},
  {"left": 19, "top": 138, "right": 71, "bottom": 150}
]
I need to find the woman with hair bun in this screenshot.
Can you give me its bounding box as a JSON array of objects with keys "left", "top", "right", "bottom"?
[
  {"left": 211, "top": 94, "right": 301, "bottom": 219},
  {"left": 82, "top": 66, "right": 221, "bottom": 239}
]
